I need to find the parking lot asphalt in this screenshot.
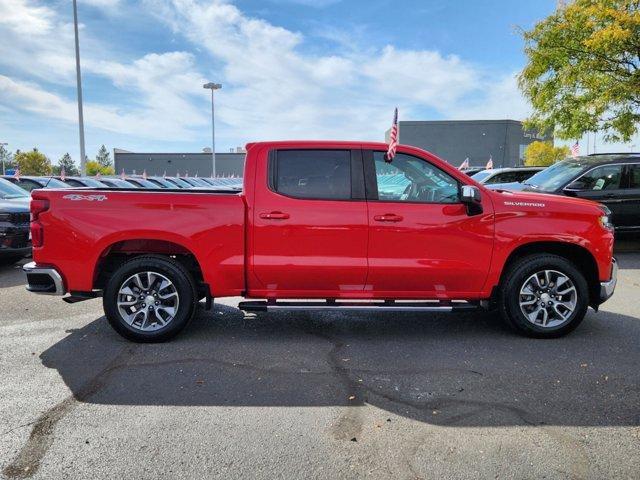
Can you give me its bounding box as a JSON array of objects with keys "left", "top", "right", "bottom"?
[{"left": 1, "top": 242, "right": 639, "bottom": 479}]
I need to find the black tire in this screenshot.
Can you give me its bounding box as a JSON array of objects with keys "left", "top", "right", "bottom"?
[
  {"left": 103, "top": 255, "right": 198, "bottom": 342},
  {"left": 499, "top": 254, "right": 589, "bottom": 338}
]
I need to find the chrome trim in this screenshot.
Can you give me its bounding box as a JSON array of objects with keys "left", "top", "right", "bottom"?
[
  {"left": 599, "top": 258, "right": 618, "bottom": 303},
  {"left": 23, "top": 261, "right": 66, "bottom": 296}
]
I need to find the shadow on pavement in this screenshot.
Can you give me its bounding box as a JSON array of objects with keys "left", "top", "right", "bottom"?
[
  {"left": 0, "top": 257, "right": 29, "bottom": 288},
  {"left": 40, "top": 304, "right": 640, "bottom": 428}
]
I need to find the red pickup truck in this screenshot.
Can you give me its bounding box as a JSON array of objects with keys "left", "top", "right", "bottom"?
[{"left": 24, "top": 141, "right": 617, "bottom": 342}]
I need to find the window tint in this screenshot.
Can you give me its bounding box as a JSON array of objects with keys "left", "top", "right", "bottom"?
[
  {"left": 63, "top": 179, "right": 82, "bottom": 187},
  {"left": 487, "top": 171, "right": 518, "bottom": 184},
  {"left": 515, "top": 170, "right": 537, "bottom": 183},
  {"left": 17, "top": 179, "right": 39, "bottom": 192},
  {"left": 373, "top": 152, "right": 459, "bottom": 203},
  {"left": 273, "top": 150, "right": 351, "bottom": 200},
  {"left": 628, "top": 164, "right": 640, "bottom": 188},
  {"left": 571, "top": 165, "right": 624, "bottom": 191}
]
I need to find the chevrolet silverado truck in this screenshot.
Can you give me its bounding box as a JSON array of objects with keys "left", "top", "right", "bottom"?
[{"left": 23, "top": 141, "right": 617, "bottom": 342}]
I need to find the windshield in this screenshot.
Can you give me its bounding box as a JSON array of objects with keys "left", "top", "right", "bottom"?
[
  {"left": 523, "top": 159, "right": 587, "bottom": 192},
  {"left": 39, "top": 178, "right": 70, "bottom": 189},
  {"left": 471, "top": 170, "right": 493, "bottom": 182},
  {"left": 0, "top": 178, "right": 29, "bottom": 199}
]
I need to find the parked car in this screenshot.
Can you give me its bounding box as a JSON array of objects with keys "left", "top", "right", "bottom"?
[
  {"left": 460, "top": 167, "right": 485, "bottom": 177},
  {"left": 471, "top": 167, "right": 544, "bottom": 185},
  {"left": 54, "top": 176, "right": 109, "bottom": 188},
  {"left": 142, "top": 176, "right": 177, "bottom": 189},
  {"left": 487, "top": 154, "right": 640, "bottom": 232},
  {"left": 24, "top": 141, "right": 616, "bottom": 342},
  {"left": 1, "top": 175, "right": 69, "bottom": 191},
  {"left": 120, "top": 177, "right": 158, "bottom": 189},
  {"left": 0, "top": 178, "right": 31, "bottom": 262},
  {"left": 164, "top": 177, "right": 200, "bottom": 188},
  {"left": 99, "top": 178, "right": 138, "bottom": 188}
]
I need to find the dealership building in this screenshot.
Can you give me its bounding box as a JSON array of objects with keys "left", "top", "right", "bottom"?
[
  {"left": 115, "top": 119, "right": 551, "bottom": 176},
  {"left": 386, "top": 119, "right": 552, "bottom": 168},
  {"left": 114, "top": 149, "right": 246, "bottom": 177}
]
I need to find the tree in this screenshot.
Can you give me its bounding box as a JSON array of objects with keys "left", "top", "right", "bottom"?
[
  {"left": 53, "top": 153, "right": 80, "bottom": 176},
  {"left": 95, "top": 145, "right": 112, "bottom": 168},
  {"left": 523, "top": 141, "right": 570, "bottom": 167},
  {"left": 14, "top": 149, "right": 52, "bottom": 175},
  {"left": 0, "top": 145, "right": 15, "bottom": 174},
  {"left": 86, "top": 160, "right": 114, "bottom": 176},
  {"left": 519, "top": 0, "right": 640, "bottom": 142}
]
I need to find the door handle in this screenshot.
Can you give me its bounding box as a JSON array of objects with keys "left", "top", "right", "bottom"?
[
  {"left": 260, "top": 211, "right": 290, "bottom": 220},
  {"left": 374, "top": 213, "right": 403, "bottom": 222}
]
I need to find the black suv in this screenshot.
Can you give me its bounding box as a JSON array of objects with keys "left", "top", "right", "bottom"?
[
  {"left": 490, "top": 154, "right": 640, "bottom": 232},
  {"left": 0, "top": 178, "right": 31, "bottom": 262}
]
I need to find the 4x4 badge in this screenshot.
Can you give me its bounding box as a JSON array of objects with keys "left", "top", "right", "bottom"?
[{"left": 63, "top": 194, "right": 108, "bottom": 202}]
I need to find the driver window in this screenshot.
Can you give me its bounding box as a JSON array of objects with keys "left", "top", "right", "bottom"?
[
  {"left": 373, "top": 152, "right": 459, "bottom": 203},
  {"left": 572, "top": 165, "right": 623, "bottom": 191}
]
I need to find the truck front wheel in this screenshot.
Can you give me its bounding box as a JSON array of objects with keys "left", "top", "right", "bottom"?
[
  {"left": 499, "top": 254, "right": 589, "bottom": 338},
  {"left": 103, "top": 255, "right": 198, "bottom": 342}
]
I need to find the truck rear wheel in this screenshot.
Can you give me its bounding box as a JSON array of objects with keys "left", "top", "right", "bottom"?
[
  {"left": 103, "top": 255, "right": 197, "bottom": 342},
  {"left": 499, "top": 254, "right": 589, "bottom": 338}
]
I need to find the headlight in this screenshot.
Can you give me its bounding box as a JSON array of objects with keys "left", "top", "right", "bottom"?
[{"left": 599, "top": 206, "right": 614, "bottom": 231}]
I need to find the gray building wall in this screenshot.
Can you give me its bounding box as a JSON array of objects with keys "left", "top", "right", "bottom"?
[
  {"left": 114, "top": 151, "right": 245, "bottom": 177},
  {"left": 386, "top": 120, "right": 552, "bottom": 168}
]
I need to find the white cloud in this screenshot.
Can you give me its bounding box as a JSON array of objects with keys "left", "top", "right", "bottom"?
[{"left": 1, "top": 0, "right": 536, "bottom": 156}]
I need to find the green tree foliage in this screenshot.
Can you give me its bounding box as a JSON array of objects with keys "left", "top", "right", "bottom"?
[
  {"left": 519, "top": 0, "right": 640, "bottom": 142},
  {"left": 53, "top": 153, "right": 80, "bottom": 176},
  {"left": 523, "top": 141, "right": 571, "bottom": 166},
  {"left": 95, "top": 145, "right": 112, "bottom": 168},
  {"left": 14, "top": 149, "right": 52, "bottom": 175},
  {"left": 86, "top": 160, "right": 115, "bottom": 176}
]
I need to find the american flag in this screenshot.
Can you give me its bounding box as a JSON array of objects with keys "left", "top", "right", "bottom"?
[
  {"left": 459, "top": 157, "right": 470, "bottom": 170},
  {"left": 142, "top": 169, "right": 147, "bottom": 180},
  {"left": 486, "top": 155, "right": 493, "bottom": 170},
  {"left": 13, "top": 168, "right": 20, "bottom": 180},
  {"left": 120, "top": 168, "right": 126, "bottom": 180},
  {"left": 163, "top": 170, "right": 167, "bottom": 178},
  {"left": 60, "top": 166, "right": 66, "bottom": 181},
  {"left": 385, "top": 107, "right": 399, "bottom": 163},
  {"left": 571, "top": 141, "right": 579, "bottom": 158}
]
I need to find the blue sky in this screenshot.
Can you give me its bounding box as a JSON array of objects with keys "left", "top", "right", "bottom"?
[{"left": 2, "top": 0, "right": 614, "bottom": 164}]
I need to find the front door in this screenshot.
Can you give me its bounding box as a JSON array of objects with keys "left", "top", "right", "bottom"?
[
  {"left": 250, "top": 148, "right": 369, "bottom": 297},
  {"left": 364, "top": 150, "right": 494, "bottom": 298},
  {"left": 564, "top": 164, "right": 627, "bottom": 227}
]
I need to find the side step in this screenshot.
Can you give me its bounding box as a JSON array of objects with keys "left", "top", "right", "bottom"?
[{"left": 238, "top": 300, "right": 479, "bottom": 313}]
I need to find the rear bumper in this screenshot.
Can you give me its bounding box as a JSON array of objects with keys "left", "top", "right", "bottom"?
[
  {"left": 23, "top": 261, "right": 66, "bottom": 295},
  {"left": 598, "top": 257, "right": 617, "bottom": 304}
]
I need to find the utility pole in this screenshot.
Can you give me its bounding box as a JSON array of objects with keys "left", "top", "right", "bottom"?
[
  {"left": 0, "top": 142, "right": 7, "bottom": 175},
  {"left": 203, "top": 82, "right": 222, "bottom": 177},
  {"left": 72, "top": 0, "right": 87, "bottom": 175}
]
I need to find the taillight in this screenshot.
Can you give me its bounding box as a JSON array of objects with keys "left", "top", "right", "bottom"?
[
  {"left": 31, "top": 198, "right": 49, "bottom": 221},
  {"left": 30, "top": 196, "right": 49, "bottom": 247}
]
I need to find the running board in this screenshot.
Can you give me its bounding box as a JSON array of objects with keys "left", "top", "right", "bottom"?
[{"left": 238, "top": 300, "right": 479, "bottom": 313}]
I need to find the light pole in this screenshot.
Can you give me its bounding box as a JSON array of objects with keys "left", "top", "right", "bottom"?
[
  {"left": 72, "top": 0, "right": 86, "bottom": 175},
  {"left": 203, "top": 82, "right": 222, "bottom": 177},
  {"left": 0, "top": 142, "right": 7, "bottom": 175}
]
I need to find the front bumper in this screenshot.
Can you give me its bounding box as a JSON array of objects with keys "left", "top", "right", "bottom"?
[
  {"left": 598, "top": 257, "right": 618, "bottom": 304},
  {"left": 23, "top": 261, "right": 66, "bottom": 296}
]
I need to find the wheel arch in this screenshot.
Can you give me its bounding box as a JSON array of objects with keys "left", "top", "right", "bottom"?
[
  {"left": 93, "top": 238, "right": 207, "bottom": 296},
  {"left": 497, "top": 241, "right": 600, "bottom": 306}
]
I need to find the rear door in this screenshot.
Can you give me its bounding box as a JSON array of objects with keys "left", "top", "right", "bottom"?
[
  {"left": 364, "top": 150, "right": 494, "bottom": 297},
  {"left": 250, "top": 148, "right": 368, "bottom": 296},
  {"left": 615, "top": 163, "right": 640, "bottom": 231}
]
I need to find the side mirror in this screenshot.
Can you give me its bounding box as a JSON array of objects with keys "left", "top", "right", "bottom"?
[{"left": 461, "top": 185, "right": 483, "bottom": 216}]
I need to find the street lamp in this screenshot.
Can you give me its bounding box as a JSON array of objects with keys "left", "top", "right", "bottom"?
[
  {"left": 203, "top": 82, "right": 222, "bottom": 177},
  {"left": 72, "top": 0, "right": 86, "bottom": 175}
]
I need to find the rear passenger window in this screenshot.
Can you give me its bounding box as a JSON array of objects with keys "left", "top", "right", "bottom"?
[
  {"left": 273, "top": 150, "right": 351, "bottom": 200},
  {"left": 628, "top": 164, "right": 640, "bottom": 188}
]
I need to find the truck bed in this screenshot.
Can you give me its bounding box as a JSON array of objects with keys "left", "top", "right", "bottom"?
[{"left": 32, "top": 188, "right": 246, "bottom": 296}]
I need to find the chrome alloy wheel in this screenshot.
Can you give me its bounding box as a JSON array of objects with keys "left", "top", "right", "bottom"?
[
  {"left": 116, "top": 271, "right": 179, "bottom": 331},
  {"left": 519, "top": 269, "right": 577, "bottom": 328}
]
